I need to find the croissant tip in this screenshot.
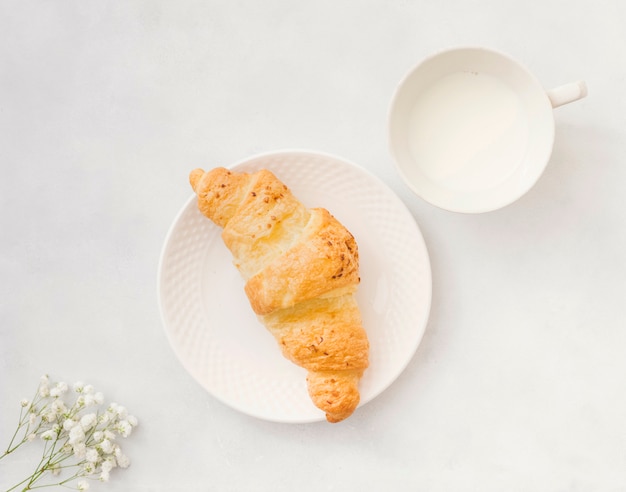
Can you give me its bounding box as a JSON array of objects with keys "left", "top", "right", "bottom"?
[{"left": 189, "top": 168, "right": 205, "bottom": 192}]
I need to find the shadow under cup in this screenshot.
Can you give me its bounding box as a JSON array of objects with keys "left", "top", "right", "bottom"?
[{"left": 389, "top": 47, "right": 557, "bottom": 213}]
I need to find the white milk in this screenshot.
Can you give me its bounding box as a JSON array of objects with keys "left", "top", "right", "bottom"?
[{"left": 407, "top": 71, "right": 529, "bottom": 193}]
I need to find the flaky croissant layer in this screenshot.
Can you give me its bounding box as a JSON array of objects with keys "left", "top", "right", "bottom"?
[{"left": 190, "top": 166, "right": 369, "bottom": 422}]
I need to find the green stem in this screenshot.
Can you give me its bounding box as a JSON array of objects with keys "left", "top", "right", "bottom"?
[
  {"left": 21, "top": 475, "right": 80, "bottom": 490},
  {"left": 20, "top": 434, "right": 60, "bottom": 491},
  {"left": 4, "top": 474, "right": 32, "bottom": 492},
  {"left": 3, "top": 386, "right": 48, "bottom": 461},
  {"left": 3, "top": 407, "right": 26, "bottom": 457}
]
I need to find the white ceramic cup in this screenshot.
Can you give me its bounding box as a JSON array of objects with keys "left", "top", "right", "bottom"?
[{"left": 388, "top": 47, "right": 587, "bottom": 213}]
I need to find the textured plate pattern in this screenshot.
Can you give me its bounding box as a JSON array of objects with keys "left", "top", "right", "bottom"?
[{"left": 158, "top": 150, "right": 432, "bottom": 423}]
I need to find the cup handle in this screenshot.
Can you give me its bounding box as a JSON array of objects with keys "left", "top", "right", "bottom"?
[{"left": 547, "top": 81, "right": 588, "bottom": 108}]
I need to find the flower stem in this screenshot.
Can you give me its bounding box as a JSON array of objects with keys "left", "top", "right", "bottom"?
[{"left": 3, "top": 386, "right": 47, "bottom": 461}]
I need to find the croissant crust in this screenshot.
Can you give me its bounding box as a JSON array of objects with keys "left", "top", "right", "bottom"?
[{"left": 190, "top": 166, "right": 369, "bottom": 422}]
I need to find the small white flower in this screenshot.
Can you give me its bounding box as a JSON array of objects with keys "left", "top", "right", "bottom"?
[
  {"left": 27, "top": 433, "right": 36, "bottom": 442},
  {"left": 83, "top": 461, "right": 95, "bottom": 474},
  {"left": 20, "top": 398, "right": 29, "bottom": 407},
  {"left": 92, "top": 430, "right": 104, "bottom": 443},
  {"left": 63, "top": 418, "right": 77, "bottom": 431},
  {"left": 93, "top": 392, "right": 104, "bottom": 405},
  {"left": 83, "top": 384, "right": 94, "bottom": 394},
  {"left": 39, "top": 375, "right": 50, "bottom": 397},
  {"left": 104, "top": 430, "right": 116, "bottom": 441},
  {"left": 116, "top": 452, "right": 130, "bottom": 468},
  {"left": 100, "top": 438, "right": 114, "bottom": 454},
  {"left": 127, "top": 415, "right": 138, "bottom": 427},
  {"left": 102, "top": 457, "right": 116, "bottom": 473},
  {"left": 77, "top": 479, "right": 90, "bottom": 491},
  {"left": 73, "top": 381, "right": 85, "bottom": 393},
  {"left": 116, "top": 420, "right": 133, "bottom": 438},
  {"left": 85, "top": 447, "right": 100, "bottom": 463},
  {"left": 50, "top": 381, "right": 68, "bottom": 397},
  {"left": 41, "top": 410, "right": 57, "bottom": 423},
  {"left": 39, "top": 384, "right": 50, "bottom": 398},
  {"left": 80, "top": 413, "right": 97, "bottom": 431},
  {"left": 51, "top": 399, "right": 66, "bottom": 415},
  {"left": 115, "top": 405, "right": 128, "bottom": 419},
  {"left": 73, "top": 442, "right": 86, "bottom": 459},
  {"left": 40, "top": 429, "right": 56, "bottom": 441},
  {"left": 98, "top": 411, "right": 111, "bottom": 425},
  {"left": 69, "top": 424, "right": 85, "bottom": 445},
  {"left": 99, "top": 470, "right": 110, "bottom": 482},
  {"left": 83, "top": 393, "right": 95, "bottom": 407},
  {"left": 28, "top": 413, "right": 38, "bottom": 425},
  {"left": 109, "top": 402, "right": 127, "bottom": 418}
]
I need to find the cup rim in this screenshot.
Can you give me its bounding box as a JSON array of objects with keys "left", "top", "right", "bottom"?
[{"left": 388, "top": 46, "right": 555, "bottom": 214}]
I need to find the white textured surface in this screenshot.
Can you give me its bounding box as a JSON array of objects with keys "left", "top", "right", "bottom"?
[
  {"left": 1, "top": 1, "right": 625, "bottom": 491},
  {"left": 158, "top": 151, "right": 431, "bottom": 423}
]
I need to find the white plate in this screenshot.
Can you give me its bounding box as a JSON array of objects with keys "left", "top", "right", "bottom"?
[{"left": 158, "top": 150, "right": 432, "bottom": 423}]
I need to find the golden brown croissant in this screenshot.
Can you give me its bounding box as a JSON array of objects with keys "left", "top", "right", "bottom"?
[{"left": 189, "top": 166, "right": 369, "bottom": 422}]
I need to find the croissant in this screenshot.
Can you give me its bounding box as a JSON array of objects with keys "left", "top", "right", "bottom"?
[{"left": 189, "top": 166, "right": 369, "bottom": 423}]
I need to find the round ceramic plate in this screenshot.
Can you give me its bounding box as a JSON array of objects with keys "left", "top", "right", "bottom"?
[{"left": 158, "top": 150, "right": 432, "bottom": 423}]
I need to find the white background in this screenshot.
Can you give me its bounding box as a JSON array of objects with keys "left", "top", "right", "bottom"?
[{"left": 1, "top": 1, "right": 625, "bottom": 491}]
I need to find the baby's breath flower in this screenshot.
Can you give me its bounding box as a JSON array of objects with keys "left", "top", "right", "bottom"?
[
  {"left": 3, "top": 374, "right": 136, "bottom": 491},
  {"left": 99, "top": 438, "right": 114, "bottom": 454},
  {"left": 51, "top": 399, "right": 66, "bottom": 415},
  {"left": 63, "top": 418, "right": 77, "bottom": 431},
  {"left": 116, "top": 452, "right": 130, "bottom": 469},
  {"left": 50, "top": 381, "right": 68, "bottom": 398},
  {"left": 69, "top": 424, "right": 85, "bottom": 445},
  {"left": 102, "top": 457, "right": 116, "bottom": 473},
  {"left": 40, "top": 429, "right": 56, "bottom": 441},
  {"left": 80, "top": 413, "right": 97, "bottom": 431},
  {"left": 39, "top": 385, "right": 50, "bottom": 398},
  {"left": 116, "top": 405, "right": 128, "bottom": 419},
  {"left": 83, "top": 393, "right": 95, "bottom": 407},
  {"left": 85, "top": 447, "right": 100, "bottom": 463},
  {"left": 41, "top": 410, "right": 57, "bottom": 423},
  {"left": 83, "top": 461, "right": 96, "bottom": 475},
  {"left": 115, "top": 420, "right": 133, "bottom": 438},
  {"left": 73, "top": 442, "right": 86, "bottom": 459},
  {"left": 39, "top": 375, "right": 50, "bottom": 397}
]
